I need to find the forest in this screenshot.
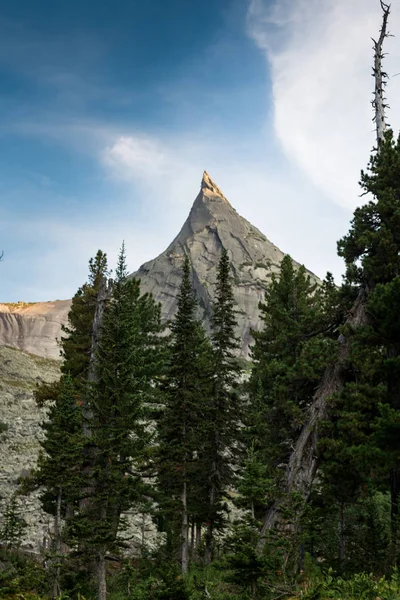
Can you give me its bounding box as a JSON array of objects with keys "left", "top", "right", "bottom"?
[{"left": 2, "top": 2, "right": 400, "bottom": 599}]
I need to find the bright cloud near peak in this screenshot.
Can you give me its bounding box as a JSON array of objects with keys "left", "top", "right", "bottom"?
[
  {"left": 247, "top": 0, "right": 400, "bottom": 210},
  {"left": 103, "top": 136, "right": 168, "bottom": 182}
]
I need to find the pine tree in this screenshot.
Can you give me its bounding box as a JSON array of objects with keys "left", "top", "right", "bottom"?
[
  {"left": 332, "top": 131, "right": 400, "bottom": 560},
  {"left": 75, "top": 244, "right": 163, "bottom": 600},
  {"left": 0, "top": 495, "right": 27, "bottom": 550},
  {"left": 34, "top": 250, "right": 108, "bottom": 407},
  {"left": 202, "top": 248, "right": 242, "bottom": 562},
  {"left": 248, "top": 257, "right": 337, "bottom": 506},
  {"left": 246, "top": 256, "right": 338, "bottom": 568},
  {"left": 34, "top": 374, "right": 85, "bottom": 597},
  {"left": 157, "top": 255, "right": 212, "bottom": 573},
  {"left": 61, "top": 249, "right": 109, "bottom": 385}
]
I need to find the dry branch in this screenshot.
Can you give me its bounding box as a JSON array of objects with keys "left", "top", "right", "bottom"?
[
  {"left": 372, "top": 1, "right": 391, "bottom": 145},
  {"left": 257, "top": 289, "right": 368, "bottom": 551}
]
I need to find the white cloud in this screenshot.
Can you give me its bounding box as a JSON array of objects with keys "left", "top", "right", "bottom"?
[
  {"left": 103, "top": 136, "right": 167, "bottom": 181},
  {"left": 247, "top": 0, "right": 400, "bottom": 209}
]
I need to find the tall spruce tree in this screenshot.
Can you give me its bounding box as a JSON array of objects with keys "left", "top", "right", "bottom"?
[
  {"left": 61, "top": 249, "right": 109, "bottom": 385},
  {"left": 245, "top": 256, "right": 337, "bottom": 569},
  {"left": 75, "top": 244, "right": 163, "bottom": 600},
  {"left": 34, "top": 374, "right": 85, "bottom": 597},
  {"left": 34, "top": 250, "right": 108, "bottom": 407},
  {"left": 157, "top": 255, "right": 212, "bottom": 573},
  {"left": 248, "top": 257, "right": 337, "bottom": 505},
  {"left": 202, "top": 248, "right": 242, "bottom": 563},
  {"left": 331, "top": 130, "right": 400, "bottom": 560}
]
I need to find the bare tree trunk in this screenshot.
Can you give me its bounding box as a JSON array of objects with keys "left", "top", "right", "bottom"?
[
  {"left": 205, "top": 473, "right": 216, "bottom": 564},
  {"left": 88, "top": 276, "right": 110, "bottom": 384},
  {"left": 257, "top": 288, "right": 368, "bottom": 552},
  {"left": 181, "top": 480, "right": 189, "bottom": 574},
  {"left": 97, "top": 549, "right": 107, "bottom": 600},
  {"left": 194, "top": 522, "right": 202, "bottom": 560},
  {"left": 372, "top": 1, "right": 390, "bottom": 146},
  {"left": 256, "top": 0, "right": 391, "bottom": 558},
  {"left": 51, "top": 486, "right": 62, "bottom": 598},
  {"left": 81, "top": 277, "right": 110, "bottom": 509},
  {"left": 141, "top": 511, "right": 146, "bottom": 553},
  {"left": 190, "top": 519, "right": 195, "bottom": 558},
  {"left": 339, "top": 501, "right": 346, "bottom": 572},
  {"left": 204, "top": 522, "right": 213, "bottom": 565}
]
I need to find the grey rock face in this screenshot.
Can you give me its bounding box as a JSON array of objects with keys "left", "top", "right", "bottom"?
[
  {"left": 134, "top": 171, "right": 319, "bottom": 355},
  {"left": 0, "top": 301, "right": 71, "bottom": 360},
  {"left": 0, "top": 346, "right": 60, "bottom": 549}
]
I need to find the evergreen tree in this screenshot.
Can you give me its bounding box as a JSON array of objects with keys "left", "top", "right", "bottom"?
[
  {"left": 301, "top": 130, "right": 400, "bottom": 572},
  {"left": 74, "top": 244, "right": 163, "bottom": 600},
  {"left": 0, "top": 495, "right": 27, "bottom": 550},
  {"left": 34, "top": 250, "right": 108, "bottom": 407},
  {"left": 247, "top": 256, "right": 337, "bottom": 522},
  {"left": 202, "top": 248, "right": 242, "bottom": 562},
  {"left": 157, "top": 255, "right": 212, "bottom": 573},
  {"left": 61, "top": 249, "right": 109, "bottom": 384},
  {"left": 34, "top": 374, "right": 85, "bottom": 597}
]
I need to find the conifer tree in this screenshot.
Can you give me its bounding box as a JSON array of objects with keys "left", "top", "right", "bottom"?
[
  {"left": 248, "top": 257, "right": 337, "bottom": 509},
  {"left": 157, "top": 255, "right": 212, "bottom": 573},
  {"left": 34, "top": 374, "right": 85, "bottom": 597},
  {"left": 0, "top": 495, "right": 27, "bottom": 550},
  {"left": 75, "top": 244, "right": 163, "bottom": 600},
  {"left": 61, "top": 249, "right": 109, "bottom": 385},
  {"left": 331, "top": 131, "right": 400, "bottom": 558},
  {"left": 34, "top": 250, "right": 108, "bottom": 407},
  {"left": 245, "top": 256, "right": 337, "bottom": 568},
  {"left": 202, "top": 248, "right": 242, "bottom": 562}
]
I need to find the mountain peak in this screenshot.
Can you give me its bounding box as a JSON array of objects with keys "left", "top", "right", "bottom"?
[{"left": 201, "top": 170, "right": 228, "bottom": 202}]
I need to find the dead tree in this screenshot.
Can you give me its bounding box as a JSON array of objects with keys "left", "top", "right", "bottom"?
[
  {"left": 257, "top": 1, "right": 391, "bottom": 553},
  {"left": 80, "top": 276, "right": 111, "bottom": 504},
  {"left": 372, "top": 1, "right": 391, "bottom": 146},
  {"left": 257, "top": 290, "right": 368, "bottom": 551}
]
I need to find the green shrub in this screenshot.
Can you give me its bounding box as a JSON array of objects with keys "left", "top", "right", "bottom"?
[
  {"left": 0, "top": 421, "right": 9, "bottom": 433},
  {"left": 300, "top": 568, "right": 400, "bottom": 600},
  {"left": 0, "top": 548, "right": 47, "bottom": 599}
]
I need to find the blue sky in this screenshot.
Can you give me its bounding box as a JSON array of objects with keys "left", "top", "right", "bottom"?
[{"left": 1, "top": 0, "right": 399, "bottom": 301}]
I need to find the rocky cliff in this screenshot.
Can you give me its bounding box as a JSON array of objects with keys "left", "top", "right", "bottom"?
[
  {"left": 0, "top": 345, "right": 60, "bottom": 549},
  {"left": 133, "top": 171, "right": 318, "bottom": 354},
  {"left": 0, "top": 301, "right": 71, "bottom": 360}
]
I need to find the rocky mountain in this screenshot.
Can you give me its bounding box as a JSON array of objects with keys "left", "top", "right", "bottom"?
[
  {"left": 133, "top": 171, "right": 318, "bottom": 354},
  {"left": 0, "top": 172, "right": 319, "bottom": 359}
]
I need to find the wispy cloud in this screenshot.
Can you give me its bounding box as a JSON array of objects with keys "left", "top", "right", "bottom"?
[
  {"left": 247, "top": 0, "right": 400, "bottom": 210},
  {"left": 103, "top": 136, "right": 168, "bottom": 181}
]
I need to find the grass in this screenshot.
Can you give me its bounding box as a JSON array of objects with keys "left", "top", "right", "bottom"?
[
  {"left": 1, "top": 302, "right": 37, "bottom": 309},
  {"left": 0, "top": 377, "right": 35, "bottom": 390}
]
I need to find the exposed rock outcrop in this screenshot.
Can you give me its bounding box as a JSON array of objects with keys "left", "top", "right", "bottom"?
[
  {"left": 0, "top": 346, "right": 60, "bottom": 549},
  {"left": 0, "top": 301, "right": 71, "bottom": 360},
  {"left": 133, "top": 171, "right": 319, "bottom": 354}
]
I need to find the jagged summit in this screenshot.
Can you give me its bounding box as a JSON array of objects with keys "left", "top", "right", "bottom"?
[
  {"left": 201, "top": 170, "right": 229, "bottom": 202},
  {"left": 134, "top": 172, "right": 320, "bottom": 355}
]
